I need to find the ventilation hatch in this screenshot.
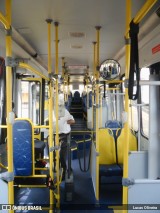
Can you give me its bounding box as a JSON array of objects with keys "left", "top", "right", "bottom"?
[{"left": 69, "top": 32, "right": 85, "bottom": 38}]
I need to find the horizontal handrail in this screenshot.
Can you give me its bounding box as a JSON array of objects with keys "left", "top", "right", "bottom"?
[
  {"left": 0, "top": 12, "right": 10, "bottom": 29},
  {"left": 125, "top": 0, "right": 157, "bottom": 36},
  {"left": 19, "top": 62, "right": 49, "bottom": 81}
]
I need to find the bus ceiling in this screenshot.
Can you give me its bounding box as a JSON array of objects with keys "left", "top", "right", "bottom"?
[{"left": 0, "top": 1, "right": 159, "bottom": 78}]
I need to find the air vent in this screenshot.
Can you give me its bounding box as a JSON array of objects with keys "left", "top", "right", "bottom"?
[
  {"left": 156, "top": 6, "right": 160, "bottom": 18},
  {"left": 71, "top": 45, "right": 83, "bottom": 49},
  {"left": 69, "top": 32, "right": 85, "bottom": 38}
]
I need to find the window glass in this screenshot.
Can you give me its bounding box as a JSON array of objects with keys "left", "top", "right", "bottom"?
[
  {"left": 31, "top": 82, "right": 40, "bottom": 125},
  {"left": 130, "top": 101, "right": 138, "bottom": 131},
  {"left": 21, "top": 81, "right": 40, "bottom": 125},
  {"left": 21, "top": 81, "right": 29, "bottom": 118},
  {"left": 44, "top": 83, "right": 49, "bottom": 122}
]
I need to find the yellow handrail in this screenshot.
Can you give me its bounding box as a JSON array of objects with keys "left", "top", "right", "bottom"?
[
  {"left": 0, "top": 12, "right": 10, "bottom": 29},
  {"left": 5, "top": 0, "right": 14, "bottom": 210},
  {"left": 33, "top": 125, "right": 49, "bottom": 129},
  {"left": 54, "top": 21, "right": 60, "bottom": 208},
  {"left": 0, "top": 163, "right": 8, "bottom": 169},
  {"left": 95, "top": 26, "right": 101, "bottom": 201},
  {"left": 92, "top": 41, "right": 97, "bottom": 131},
  {"left": 15, "top": 175, "right": 47, "bottom": 178},
  {"left": 123, "top": 0, "right": 131, "bottom": 212},
  {"left": 0, "top": 125, "right": 7, "bottom": 128},
  {"left": 19, "top": 62, "right": 49, "bottom": 81},
  {"left": 93, "top": 41, "right": 97, "bottom": 79},
  {"left": 46, "top": 19, "right": 54, "bottom": 213},
  {"left": 133, "top": 0, "right": 157, "bottom": 24},
  {"left": 125, "top": 0, "right": 157, "bottom": 36}
]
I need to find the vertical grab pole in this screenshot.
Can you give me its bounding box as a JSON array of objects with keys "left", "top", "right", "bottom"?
[
  {"left": 54, "top": 21, "right": 60, "bottom": 208},
  {"left": 46, "top": 19, "right": 54, "bottom": 212},
  {"left": 123, "top": 0, "right": 131, "bottom": 212},
  {"left": 93, "top": 42, "right": 97, "bottom": 79},
  {"left": 5, "top": 1, "right": 14, "bottom": 211},
  {"left": 92, "top": 42, "right": 96, "bottom": 130},
  {"left": 95, "top": 26, "right": 101, "bottom": 201},
  {"left": 86, "top": 72, "right": 89, "bottom": 110},
  {"left": 62, "top": 57, "right": 65, "bottom": 100},
  {"left": 67, "top": 76, "right": 69, "bottom": 102},
  {"left": 99, "top": 88, "right": 102, "bottom": 128}
]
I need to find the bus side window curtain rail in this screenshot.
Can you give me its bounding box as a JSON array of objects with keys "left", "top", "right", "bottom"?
[{"left": 128, "top": 20, "right": 140, "bottom": 100}]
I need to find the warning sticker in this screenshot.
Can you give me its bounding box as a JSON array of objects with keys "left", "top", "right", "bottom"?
[{"left": 152, "top": 44, "right": 160, "bottom": 54}]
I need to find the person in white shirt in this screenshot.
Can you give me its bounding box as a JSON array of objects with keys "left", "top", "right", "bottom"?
[{"left": 53, "top": 94, "right": 75, "bottom": 180}]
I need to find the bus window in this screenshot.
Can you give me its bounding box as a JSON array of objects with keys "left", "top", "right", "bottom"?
[
  {"left": 140, "top": 67, "right": 149, "bottom": 137},
  {"left": 44, "top": 83, "right": 49, "bottom": 122},
  {"left": 131, "top": 73, "right": 138, "bottom": 131},
  {"left": 130, "top": 101, "right": 138, "bottom": 131},
  {"left": 31, "top": 83, "right": 40, "bottom": 125},
  {"left": 21, "top": 81, "right": 40, "bottom": 125},
  {"left": 21, "top": 81, "right": 29, "bottom": 118}
]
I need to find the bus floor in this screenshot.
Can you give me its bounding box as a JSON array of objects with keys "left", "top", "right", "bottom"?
[
  {"left": 60, "top": 149, "right": 122, "bottom": 213},
  {"left": 14, "top": 156, "right": 122, "bottom": 213}
]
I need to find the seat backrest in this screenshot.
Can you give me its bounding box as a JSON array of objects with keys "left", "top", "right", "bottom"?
[
  {"left": 13, "top": 119, "right": 33, "bottom": 176},
  {"left": 99, "top": 128, "right": 116, "bottom": 165},
  {"left": 117, "top": 128, "right": 137, "bottom": 164}
]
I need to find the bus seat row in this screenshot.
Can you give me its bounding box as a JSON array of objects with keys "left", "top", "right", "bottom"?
[
  {"left": 13, "top": 119, "right": 45, "bottom": 176},
  {"left": 99, "top": 125, "right": 137, "bottom": 182}
]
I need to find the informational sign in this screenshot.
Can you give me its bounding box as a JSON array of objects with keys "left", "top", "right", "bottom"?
[
  {"left": 68, "top": 65, "right": 88, "bottom": 70},
  {"left": 152, "top": 44, "right": 160, "bottom": 54}
]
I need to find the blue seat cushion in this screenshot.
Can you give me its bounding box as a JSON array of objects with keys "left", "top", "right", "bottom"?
[
  {"left": 99, "top": 164, "right": 122, "bottom": 177},
  {"left": 118, "top": 164, "right": 123, "bottom": 170}
]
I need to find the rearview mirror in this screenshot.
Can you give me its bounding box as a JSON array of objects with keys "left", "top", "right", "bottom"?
[{"left": 99, "top": 59, "right": 120, "bottom": 80}]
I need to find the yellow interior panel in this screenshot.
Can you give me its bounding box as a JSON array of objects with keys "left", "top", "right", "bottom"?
[
  {"left": 99, "top": 128, "right": 116, "bottom": 165},
  {"left": 117, "top": 128, "right": 137, "bottom": 164}
]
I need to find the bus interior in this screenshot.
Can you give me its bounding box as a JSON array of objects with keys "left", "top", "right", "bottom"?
[{"left": 0, "top": 0, "right": 160, "bottom": 212}]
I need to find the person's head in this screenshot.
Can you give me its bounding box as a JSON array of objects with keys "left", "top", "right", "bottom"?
[
  {"left": 58, "top": 94, "right": 65, "bottom": 117},
  {"left": 58, "top": 94, "right": 64, "bottom": 107},
  {"left": 53, "top": 94, "right": 64, "bottom": 107}
]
